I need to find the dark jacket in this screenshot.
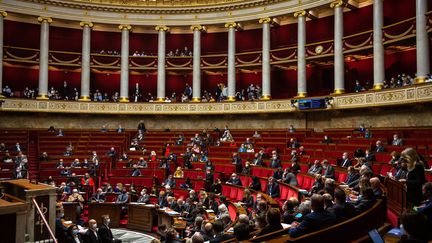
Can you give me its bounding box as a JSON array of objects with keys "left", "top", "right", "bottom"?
[{"left": 288, "top": 210, "right": 337, "bottom": 238}]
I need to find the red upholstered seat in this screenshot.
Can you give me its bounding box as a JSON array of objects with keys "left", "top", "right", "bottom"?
[
  {"left": 228, "top": 204, "right": 238, "bottom": 222},
  {"left": 222, "top": 185, "right": 231, "bottom": 197},
  {"left": 229, "top": 187, "right": 238, "bottom": 200},
  {"left": 337, "top": 171, "right": 348, "bottom": 183}
]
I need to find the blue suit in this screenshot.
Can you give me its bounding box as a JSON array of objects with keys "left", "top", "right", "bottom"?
[{"left": 289, "top": 210, "right": 337, "bottom": 238}]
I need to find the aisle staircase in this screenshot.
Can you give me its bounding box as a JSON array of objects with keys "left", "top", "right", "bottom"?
[{"left": 27, "top": 131, "right": 39, "bottom": 180}]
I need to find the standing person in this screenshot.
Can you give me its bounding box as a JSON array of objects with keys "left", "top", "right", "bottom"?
[
  {"left": 400, "top": 148, "right": 426, "bottom": 206},
  {"left": 137, "top": 120, "right": 146, "bottom": 133},
  {"left": 83, "top": 219, "right": 99, "bottom": 243},
  {"left": 98, "top": 215, "right": 122, "bottom": 243}
]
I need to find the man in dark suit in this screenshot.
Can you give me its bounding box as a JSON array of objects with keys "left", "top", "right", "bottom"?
[
  {"left": 98, "top": 215, "right": 122, "bottom": 243},
  {"left": 226, "top": 173, "right": 242, "bottom": 186},
  {"left": 256, "top": 208, "right": 283, "bottom": 236},
  {"left": 327, "top": 188, "right": 355, "bottom": 221},
  {"left": 374, "top": 140, "right": 386, "bottom": 153},
  {"left": 210, "top": 220, "right": 234, "bottom": 243},
  {"left": 353, "top": 187, "right": 376, "bottom": 213},
  {"left": 90, "top": 188, "right": 106, "bottom": 203},
  {"left": 266, "top": 177, "right": 280, "bottom": 198},
  {"left": 83, "top": 219, "right": 100, "bottom": 243},
  {"left": 345, "top": 166, "right": 360, "bottom": 187},
  {"left": 137, "top": 120, "right": 146, "bottom": 133},
  {"left": 158, "top": 191, "right": 168, "bottom": 207},
  {"left": 289, "top": 194, "right": 337, "bottom": 238},
  {"left": 364, "top": 149, "right": 376, "bottom": 162},
  {"left": 322, "top": 160, "right": 335, "bottom": 179},
  {"left": 340, "top": 152, "right": 352, "bottom": 168},
  {"left": 417, "top": 182, "right": 432, "bottom": 227}
]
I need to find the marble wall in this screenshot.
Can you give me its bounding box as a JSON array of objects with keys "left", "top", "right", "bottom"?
[{"left": 0, "top": 105, "right": 431, "bottom": 130}]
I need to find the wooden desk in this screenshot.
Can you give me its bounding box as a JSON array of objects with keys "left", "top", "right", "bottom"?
[
  {"left": 88, "top": 202, "right": 122, "bottom": 228},
  {"left": 62, "top": 202, "right": 79, "bottom": 223},
  {"left": 158, "top": 208, "right": 187, "bottom": 237},
  {"left": 0, "top": 179, "right": 57, "bottom": 242},
  {"left": 127, "top": 203, "right": 157, "bottom": 232},
  {"left": 0, "top": 197, "right": 27, "bottom": 243}
]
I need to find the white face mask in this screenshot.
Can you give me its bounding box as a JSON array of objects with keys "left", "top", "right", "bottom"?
[
  {"left": 105, "top": 219, "right": 110, "bottom": 225},
  {"left": 141, "top": 191, "right": 145, "bottom": 196},
  {"left": 92, "top": 224, "right": 97, "bottom": 229}
]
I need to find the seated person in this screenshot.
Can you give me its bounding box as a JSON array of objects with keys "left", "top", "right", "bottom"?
[
  {"left": 173, "top": 167, "right": 184, "bottom": 178},
  {"left": 249, "top": 176, "right": 262, "bottom": 191},
  {"left": 327, "top": 188, "right": 355, "bottom": 221},
  {"left": 369, "top": 177, "right": 383, "bottom": 198},
  {"left": 392, "top": 134, "right": 403, "bottom": 146},
  {"left": 116, "top": 189, "right": 129, "bottom": 203},
  {"left": 252, "top": 153, "right": 263, "bottom": 166},
  {"left": 81, "top": 173, "right": 95, "bottom": 186},
  {"left": 157, "top": 191, "right": 168, "bottom": 207},
  {"left": 137, "top": 188, "right": 150, "bottom": 203},
  {"left": 322, "top": 160, "right": 335, "bottom": 179},
  {"left": 364, "top": 149, "right": 376, "bottom": 162},
  {"left": 266, "top": 177, "right": 280, "bottom": 198},
  {"left": 162, "top": 175, "right": 176, "bottom": 188},
  {"left": 64, "top": 143, "right": 73, "bottom": 156},
  {"left": 39, "top": 152, "right": 49, "bottom": 161},
  {"left": 180, "top": 177, "right": 193, "bottom": 190},
  {"left": 269, "top": 151, "right": 281, "bottom": 168},
  {"left": 374, "top": 140, "right": 386, "bottom": 153},
  {"left": 289, "top": 194, "right": 337, "bottom": 238},
  {"left": 282, "top": 167, "right": 298, "bottom": 186},
  {"left": 256, "top": 208, "right": 283, "bottom": 236},
  {"left": 220, "top": 130, "right": 234, "bottom": 143},
  {"left": 176, "top": 134, "right": 185, "bottom": 146},
  {"left": 210, "top": 220, "right": 234, "bottom": 243},
  {"left": 238, "top": 144, "right": 247, "bottom": 153},
  {"left": 321, "top": 135, "right": 333, "bottom": 144},
  {"left": 90, "top": 188, "right": 106, "bottom": 203},
  {"left": 56, "top": 159, "right": 65, "bottom": 169},
  {"left": 226, "top": 173, "right": 242, "bottom": 186},
  {"left": 287, "top": 138, "right": 300, "bottom": 148},
  {"left": 116, "top": 124, "right": 125, "bottom": 133},
  {"left": 81, "top": 159, "right": 89, "bottom": 168},
  {"left": 308, "top": 160, "right": 323, "bottom": 176},
  {"left": 131, "top": 164, "right": 141, "bottom": 176},
  {"left": 416, "top": 182, "right": 432, "bottom": 228},
  {"left": 340, "top": 152, "right": 352, "bottom": 168},
  {"left": 0, "top": 143, "right": 7, "bottom": 152},
  {"left": 252, "top": 131, "right": 261, "bottom": 139},
  {"left": 136, "top": 157, "right": 148, "bottom": 168},
  {"left": 353, "top": 187, "right": 376, "bottom": 213},
  {"left": 70, "top": 159, "right": 81, "bottom": 168},
  {"left": 345, "top": 166, "right": 360, "bottom": 187}
]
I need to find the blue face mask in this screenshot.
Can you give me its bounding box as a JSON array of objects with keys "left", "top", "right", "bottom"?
[{"left": 73, "top": 229, "right": 79, "bottom": 235}]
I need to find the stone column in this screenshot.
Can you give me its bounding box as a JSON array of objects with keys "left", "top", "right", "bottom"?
[
  {"left": 373, "top": 0, "right": 385, "bottom": 90},
  {"left": 119, "top": 24, "right": 132, "bottom": 102},
  {"left": 415, "top": 0, "right": 430, "bottom": 83},
  {"left": 225, "top": 22, "right": 237, "bottom": 101},
  {"left": 156, "top": 25, "right": 169, "bottom": 101},
  {"left": 191, "top": 25, "right": 203, "bottom": 102},
  {"left": 37, "top": 16, "right": 52, "bottom": 99},
  {"left": 79, "top": 21, "right": 93, "bottom": 101},
  {"left": 331, "top": 1, "right": 345, "bottom": 94},
  {"left": 260, "top": 17, "right": 272, "bottom": 100},
  {"left": 0, "top": 11, "right": 6, "bottom": 98},
  {"left": 294, "top": 11, "right": 307, "bottom": 97}
]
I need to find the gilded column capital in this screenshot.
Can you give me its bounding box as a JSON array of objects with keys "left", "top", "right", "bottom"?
[
  {"left": 80, "top": 21, "right": 94, "bottom": 28},
  {"left": 224, "top": 22, "right": 238, "bottom": 29},
  {"left": 294, "top": 10, "right": 307, "bottom": 18},
  {"left": 118, "top": 24, "right": 132, "bottom": 31},
  {"left": 259, "top": 17, "right": 272, "bottom": 24},
  {"left": 37, "top": 16, "right": 53, "bottom": 24},
  {"left": 190, "top": 24, "right": 204, "bottom": 31},
  {"left": 155, "top": 25, "right": 169, "bottom": 32},
  {"left": 330, "top": 0, "right": 345, "bottom": 8},
  {"left": 0, "top": 11, "right": 7, "bottom": 18}
]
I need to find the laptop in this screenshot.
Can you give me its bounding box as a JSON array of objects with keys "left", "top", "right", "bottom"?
[{"left": 368, "top": 229, "right": 384, "bottom": 243}]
